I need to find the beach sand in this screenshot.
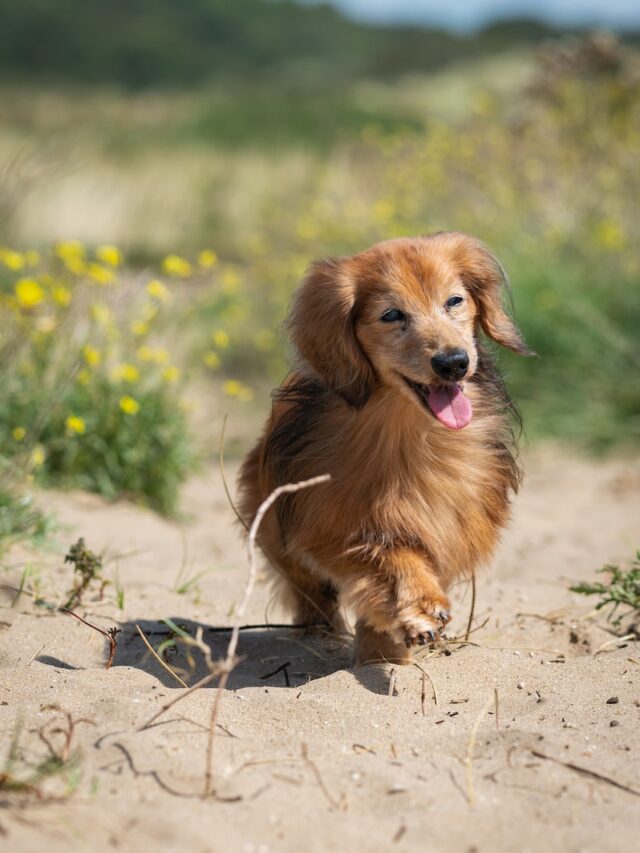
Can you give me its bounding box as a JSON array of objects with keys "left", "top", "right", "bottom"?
[{"left": 1, "top": 449, "right": 639, "bottom": 852}]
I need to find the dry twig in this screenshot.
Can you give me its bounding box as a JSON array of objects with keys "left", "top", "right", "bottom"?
[
  {"left": 136, "top": 624, "right": 188, "bottom": 688},
  {"left": 61, "top": 608, "right": 120, "bottom": 669},
  {"left": 464, "top": 573, "right": 477, "bottom": 642},
  {"left": 204, "top": 474, "right": 331, "bottom": 797}
]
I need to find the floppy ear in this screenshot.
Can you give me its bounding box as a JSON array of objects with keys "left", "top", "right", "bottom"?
[
  {"left": 447, "top": 233, "right": 534, "bottom": 356},
  {"left": 288, "top": 257, "right": 375, "bottom": 407}
]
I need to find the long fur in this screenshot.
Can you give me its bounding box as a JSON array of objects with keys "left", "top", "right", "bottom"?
[{"left": 238, "top": 232, "right": 531, "bottom": 664}]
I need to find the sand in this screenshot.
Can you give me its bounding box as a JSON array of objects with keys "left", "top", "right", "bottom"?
[{"left": 1, "top": 449, "right": 639, "bottom": 852}]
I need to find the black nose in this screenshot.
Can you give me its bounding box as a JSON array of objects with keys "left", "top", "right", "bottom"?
[{"left": 431, "top": 348, "right": 469, "bottom": 381}]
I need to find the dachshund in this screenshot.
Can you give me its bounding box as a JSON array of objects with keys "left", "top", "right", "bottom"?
[{"left": 238, "top": 232, "right": 532, "bottom": 665}]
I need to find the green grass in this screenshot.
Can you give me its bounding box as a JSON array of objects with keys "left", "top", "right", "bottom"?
[{"left": 571, "top": 552, "right": 640, "bottom": 626}]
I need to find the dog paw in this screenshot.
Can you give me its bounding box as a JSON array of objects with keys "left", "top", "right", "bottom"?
[{"left": 393, "top": 596, "right": 451, "bottom": 648}]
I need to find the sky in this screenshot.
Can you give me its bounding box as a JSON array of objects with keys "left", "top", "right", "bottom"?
[{"left": 297, "top": 0, "right": 640, "bottom": 32}]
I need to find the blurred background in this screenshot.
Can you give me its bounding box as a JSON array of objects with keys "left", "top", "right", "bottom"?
[{"left": 0, "top": 0, "right": 639, "bottom": 532}]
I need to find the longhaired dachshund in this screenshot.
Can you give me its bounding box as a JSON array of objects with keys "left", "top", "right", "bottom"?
[{"left": 238, "top": 232, "right": 532, "bottom": 665}]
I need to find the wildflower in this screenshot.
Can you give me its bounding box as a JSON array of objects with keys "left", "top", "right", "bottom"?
[
  {"left": 31, "top": 445, "right": 46, "bottom": 467},
  {"left": 203, "top": 351, "right": 220, "bottom": 369},
  {"left": 55, "top": 240, "right": 84, "bottom": 263},
  {"left": 119, "top": 395, "right": 140, "bottom": 415},
  {"left": 76, "top": 368, "right": 91, "bottom": 385},
  {"left": 0, "top": 248, "right": 25, "bottom": 270},
  {"left": 111, "top": 363, "right": 140, "bottom": 383},
  {"left": 136, "top": 346, "right": 168, "bottom": 364},
  {"left": 162, "top": 365, "right": 180, "bottom": 383},
  {"left": 51, "top": 284, "right": 71, "bottom": 306},
  {"left": 162, "top": 255, "right": 192, "bottom": 277},
  {"left": 146, "top": 279, "right": 170, "bottom": 302},
  {"left": 88, "top": 263, "right": 115, "bottom": 285},
  {"left": 96, "top": 245, "right": 122, "bottom": 267},
  {"left": 15, "top": 278, "right": 45, "bottom": 308},
  {"left": 91, "top": 303, "right": 112, "bottom": 325},
  {"left": 12, "top": 426, "right": 26, "bottom": 442},
  {"left": 223, "top": 380, "right": 242, "bottom": 397},
  {"left": 83, "top": 344, "right": 101, "bottom": 367},
  {"left": 130, "top": 320, "right": 149, "bottom": 336},
  {"left": 198, "top": 249, "right": 217, "bottom": 269},
  {"left": 66, "top": 415, "right": 86, "bottom": 435},
  {"left": 212, "top": 329, "right": 229, "bottom": 349}
]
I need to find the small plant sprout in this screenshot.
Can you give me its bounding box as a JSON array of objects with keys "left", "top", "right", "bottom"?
[
  {"left": 571, "top": 551, "right": 640, "bottom": 627},
  {"left": 63, "top": 538, "right": 104, "bottom": 610}
]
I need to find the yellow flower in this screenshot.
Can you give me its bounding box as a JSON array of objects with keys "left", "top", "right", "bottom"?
[
  {"left": 136, "top": 345, "right": 168, "bottom": 363},
  {"left": 146, "top": 279, "right": 170, "bottom": 302},
  {"left": 223, "top": 380, "right": 242, "bottom": 397},
  {"left": 96, "top": 244, "right": 122, "bottom": 267},
  {"left": 212, "top": 329, "right": 229, "bottom": 349},
  {"left": 111, "top": 363, "right": 140, "bottom": 383},
  {"left": 91, "top": 303, "right": 112, "bottom": 326},
  {"left": 0, "top": 248, "right": 25, "bottom": 270},
  {"left": 203, "top": 351, "right": 220, "bottom": 369},
  {"left": 119, "top": 395, "right": 140, "bottom": 415},
  {"left": 130, "top": 320, "right": 149, "bottom": 336},
  {"left": 88, "top": 263, "right": 115, "bottom": 285},
  {"left": 55, "top": 240, "right": 84, "bottom": 263},
  {"left": 223, "top": 380, "right": 253, "bottom": 401},
  {"left": 83, "top": 344, "right": 101, "bottom": 367},
  {"left": 162, "top": 255, "right": 192, "bottom": 277},
  {"left": 52, "top": 284, "right": 71, "bottom": 306},
  {"left": 31, "top": 445, "right": 46, "bottom": 467},
  {"left": 15, "top": 278, "right": 45, "bottom": 308},
  {"left": 66, "top": 415, "right": 86, "bottom": 435},
  {"left": 12, "top": 426, "right": 26, "bottom": 442},
  {"left": 162, "top": 365, "right": 180, "bottom": 383},
  {"left": 198, "top": 249, "right": 218, "bottom": 269},
  {"left": 76, "top": 368, "right": 91, "bottom": 385}
]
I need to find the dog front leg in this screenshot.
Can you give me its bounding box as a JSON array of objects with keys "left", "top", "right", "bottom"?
[{"left": 345, "top": 548, "right": 451, "bottom": 665}]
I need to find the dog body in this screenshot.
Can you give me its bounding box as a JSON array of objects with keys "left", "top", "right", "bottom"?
[{"left": 238, "top": 232, "right": 530, "bottom": 664}]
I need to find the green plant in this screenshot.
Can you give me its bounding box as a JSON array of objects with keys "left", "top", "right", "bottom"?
[
  {"left": 63, "top": 537, "right": 103, "bottom": 609},
  {"left": 571, "top": 552, "right": 640, "bottom": 626}
]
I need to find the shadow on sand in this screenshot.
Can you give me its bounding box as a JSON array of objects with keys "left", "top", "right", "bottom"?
[{"left": 89, "top": 618, "right": 398, "bottom": 695}]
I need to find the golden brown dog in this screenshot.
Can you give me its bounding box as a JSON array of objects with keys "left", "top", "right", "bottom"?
[{"left": 238, "top": 232, "right": 532, "bottom": 664}]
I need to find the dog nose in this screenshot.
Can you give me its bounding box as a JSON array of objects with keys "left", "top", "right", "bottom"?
[{"left": 431, "top": 348, "right": 469, "bottom": 381}]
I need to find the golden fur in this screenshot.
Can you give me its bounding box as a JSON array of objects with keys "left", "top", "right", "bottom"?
[{"left": 238, "top": 232, "right": 531, "bottom": 664}]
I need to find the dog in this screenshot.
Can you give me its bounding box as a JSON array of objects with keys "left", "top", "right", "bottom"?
[{"left": 238, "top": 232, "right": 532, "bottom": 665}]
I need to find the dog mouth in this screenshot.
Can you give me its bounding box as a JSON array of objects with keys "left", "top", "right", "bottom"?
[{"left": 402, "top": 376, "right": 473, "bottom": 430}]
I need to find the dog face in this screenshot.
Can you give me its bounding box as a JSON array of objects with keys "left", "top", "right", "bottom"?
[{"left": 289, "top": 232, "right": 531, "bottom": 429}]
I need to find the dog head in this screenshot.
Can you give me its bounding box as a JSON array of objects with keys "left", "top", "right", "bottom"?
[{"left": 289, "top": 232, "right": 532, "bottom": 429}]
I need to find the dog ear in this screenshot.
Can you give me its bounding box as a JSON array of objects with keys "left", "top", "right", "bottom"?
[
  {"left": 446, "top": 233, "right": 534, "bottom": 356},
  {"left": 288, "top": 257, "right": 375, "bottom": 407}
]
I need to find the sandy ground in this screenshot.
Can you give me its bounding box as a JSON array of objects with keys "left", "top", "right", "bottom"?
[{"left": 1, "top": 449, "right": 639, "bottom": 852}]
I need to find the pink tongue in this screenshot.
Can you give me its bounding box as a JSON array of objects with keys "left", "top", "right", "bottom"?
[{"left": 427, "top": 385, "right": 473, "bottom": 430}]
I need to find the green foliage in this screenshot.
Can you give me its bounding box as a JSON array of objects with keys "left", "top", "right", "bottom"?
[
  {"left": 63, "top": 537, "right": 103, "bottom": 610},
  {"left": 0, "top": 473, "right": 53, "bottom": 555},
  {"left": 0, "top": 248, "right": 197, "bottom": 516},
  {"left": 0, "top": 0, "right": 564, "bottom": 89},
  {"left": 571, "top": 552, "right": 640, "bottom": 626}
]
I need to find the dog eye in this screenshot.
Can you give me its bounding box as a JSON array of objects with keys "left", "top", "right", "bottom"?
[
  {"left": 380, "top": 309, "right": 407, "bottom": 323},
  {"left": 445, "top": 295, "right": 464, "bottom": 309}
]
